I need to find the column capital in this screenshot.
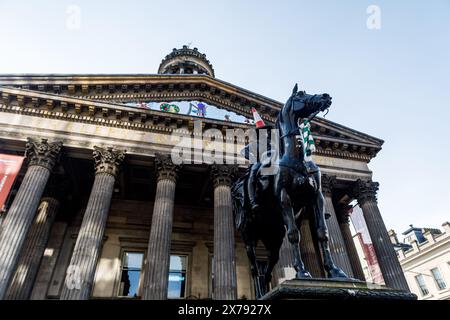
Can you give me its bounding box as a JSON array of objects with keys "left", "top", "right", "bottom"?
[
  {"left": 321, "top": 174, "right": 336, "bottom": 196},
  {"left": 93, "top": 146, "right": 125, "bottom": 177},
  {"left": 353, "top": 179, "right": 379, "bottom": 205},
  {"left": 211, "top": 164, "right": 237, "bottom": 188},
  {"left": 25, "top": 138, "right": 62, "bottom": 170},
  {"left": 155, "top": 153, "right": 181, "bottom": 183},
  {"left": 336, "top": 204, "right": 353, "bottom": 224}
]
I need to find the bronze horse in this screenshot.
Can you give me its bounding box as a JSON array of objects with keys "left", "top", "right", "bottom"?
[{"left": 232, "top": 84, "right": 348, "bottom": 298}]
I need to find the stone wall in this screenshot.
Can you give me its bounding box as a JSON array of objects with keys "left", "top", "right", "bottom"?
[{"left": 32, "top": 198, "right": 254, "bottom": 299}]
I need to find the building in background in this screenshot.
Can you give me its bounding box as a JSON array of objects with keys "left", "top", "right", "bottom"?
[{"left": 390, "top": 222, "right": 450, "bottom": 300}]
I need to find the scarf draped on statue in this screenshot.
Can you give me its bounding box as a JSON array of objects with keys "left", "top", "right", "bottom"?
[{"left": 299, "top": 120, "right": 316, "bottom": 162}]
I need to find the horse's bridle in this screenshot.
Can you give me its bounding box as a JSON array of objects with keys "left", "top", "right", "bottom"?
[{"left": 279, "top": 96, "right": 322, "bottom": 140}]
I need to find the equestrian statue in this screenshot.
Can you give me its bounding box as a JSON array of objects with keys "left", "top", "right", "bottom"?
[{"left": 231, "top": 84, "right": 349, "bottom": 299}]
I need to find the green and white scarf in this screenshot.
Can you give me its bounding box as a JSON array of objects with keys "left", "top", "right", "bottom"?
[{"left": 299, "top": 120, "right": 316, "bottom": 161}]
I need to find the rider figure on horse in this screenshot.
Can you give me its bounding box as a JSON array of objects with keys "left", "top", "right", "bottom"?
[{"left": 241, "top": 108, "right": 275, "bottom": 213}]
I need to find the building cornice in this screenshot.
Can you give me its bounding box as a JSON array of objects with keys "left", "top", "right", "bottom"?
[
  {"left": 0, "top": 86, "right": 380, "bottom": 162},
  {"left": 399, "top": 235, "right": 450, "bottom": 266},
  {"left": 0, "top": 74, "right": 384, "bottom": 143}
]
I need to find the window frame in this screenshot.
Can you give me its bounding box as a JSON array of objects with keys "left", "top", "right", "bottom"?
[
  {"left": 116, "top": 249, "right": 146, "bottom": 299},
  {"left": 414, "top": 274, "right": 429, "bottom": 296},
  {"left": 168, "top": 252, "right": 190, "bottom": 299},
  {"left": 430, "top": 267, "right": 447, "bottom": 291}
]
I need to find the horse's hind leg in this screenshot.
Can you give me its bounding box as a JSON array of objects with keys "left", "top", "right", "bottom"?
[
  {"left": 279, "top": 188, "right": 311, "bottom": 278},
  {"left": 264, "top": 248, "right": 279, "bottom": 285},
  {"left": 261, "top": 231, "right": 282, "bottom": 291},
  {"left": 244, "top": 242, "right": 265, "bottom": 298}
]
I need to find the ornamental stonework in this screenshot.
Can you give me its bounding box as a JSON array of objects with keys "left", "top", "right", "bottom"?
[
  {"left": 155, "top": 153, "right": 181, "bottom": 183},
  {"left": 321, "top": 174, "right": 336, "bottom": 196},
  {"left": 336, "top": 204, "right": 353, "bottom": 224},
  {"left": 25, "top": 138, "right": 62, "bottom": 170},
  {"left": 353, "top": 179, "right": 379, "bottom": 205},
  {"left": 93, "top": 146, "right": 126, "bottom": 177},
  {"left": 211, "top": 164, "right": 238, "bottom": 188}
]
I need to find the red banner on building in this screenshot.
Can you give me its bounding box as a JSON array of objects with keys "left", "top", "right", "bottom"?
[
  {"left": 350, "top": 205, "right": 385, "bottom": 284},
  {"left": 0, "top": 154, "right": 24, "bottom": 213}
]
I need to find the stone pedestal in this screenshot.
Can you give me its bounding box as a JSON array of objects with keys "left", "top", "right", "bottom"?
[
  {"left": 211, "top": 165, "right": 237, "bottom": 300},
  {"left": 354, "top": 180, "right": 409, "bottom": 291},
  {"left": 6, "top": 197, "right": 59, "bottom": 300},
  {"left": 0, "top": 138, "right": 62, "bottom": 299},
  {"left": 262, "top": 278, "right": 416, "bottom": 300},
  {"left": 142, "top": 154, "right": 180, "bottom": 300},
  {"left": 60, "top": 146, "right": 125, "bottom": 300}
]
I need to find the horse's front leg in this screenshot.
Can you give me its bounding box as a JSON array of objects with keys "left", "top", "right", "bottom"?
[
  {"left": 312, "top": 172, "right": 348, "bottom": 279},
  {"left": 279, "top": 188, "right": 311, "bottom": 279}
]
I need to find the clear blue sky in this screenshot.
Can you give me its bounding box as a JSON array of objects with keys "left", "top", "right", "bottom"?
[{"left": 1, "top": 0, "right": 449, "bottom": 237}]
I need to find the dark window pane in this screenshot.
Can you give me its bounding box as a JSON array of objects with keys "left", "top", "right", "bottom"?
[{"left": 120, "top": 270, "right": 141, "bottom": 297}]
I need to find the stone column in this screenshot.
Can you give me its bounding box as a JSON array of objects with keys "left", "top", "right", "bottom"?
[
  {"left": 337, "top": 205, "right": 366, "bottom": 281},
  {"left": 30, "top": 221, "right": 67, "bottom": 300},
  {"left": 273, "top": 233, "right": 295, "bottom": 285},
  {"left": 142, "top": 154, "right": 180, "bottom": 300},
  {"left": 300, "top": 219, "right": 325, "bottom": 278},
  {"left": 6, "top": 196, "right": 60, "bottom": 299},
  {"left": 211, "top": 165, "right": 237, "bottom": 300},
  {"left": 60, "top": 146, "right": 125, "bottom": 300},
  {"left": 322, "top": 175, "right": 354, "bottom": 278},
  {"left": 0, "top": 138, "right": 62, "bottom": 299},
  {"left": 354, "top": 179, "right": 409, "bottom": 291}
]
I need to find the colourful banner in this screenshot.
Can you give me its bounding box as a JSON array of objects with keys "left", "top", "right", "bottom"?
[
  {"left": 0, "top": 154, "right": 24, "bottom": 213},
  {"left": 350, "top": 205, "right": 385, "bottom": 284},
  {"left": 125, "top": 100, "right": 252, "bottom": 123}
]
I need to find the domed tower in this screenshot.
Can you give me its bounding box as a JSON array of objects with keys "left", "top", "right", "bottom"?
[{"left": 158, "top": 45, "right": 215, "bottom": 77}]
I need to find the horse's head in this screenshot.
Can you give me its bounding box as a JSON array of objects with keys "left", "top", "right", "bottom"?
[{"left": 287, "top": 84, "right": 332, "bottom": 121}]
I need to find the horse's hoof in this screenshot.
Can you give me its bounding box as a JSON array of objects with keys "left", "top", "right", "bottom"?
[
  {"left": 296, "top": 270, "right": 312, "bottom": 279},
  {"left": 326, "top": 266, "right": 348, "bottom": 279}
]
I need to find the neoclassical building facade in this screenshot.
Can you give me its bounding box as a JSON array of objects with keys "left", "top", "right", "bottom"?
[{"left": 0, "top": 46, "right": 408, "bottom": 300}]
